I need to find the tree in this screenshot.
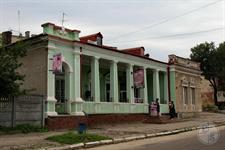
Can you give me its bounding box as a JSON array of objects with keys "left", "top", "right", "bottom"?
[
  {"left": 216, "top": 42, "right": 225, "bottom": 91},
  {"left": 0, "top": 41, "right": 26, "bottom": 97},
  {"left": 190, "top": 42, "right": 225, "bottom": 105}
]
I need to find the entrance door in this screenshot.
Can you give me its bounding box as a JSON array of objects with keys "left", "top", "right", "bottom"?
[
  {"left": 55, "top": 72, "right": 67, "bottom": 114},
  {"left": 55, "top": 79, "right": 65, "bottom": 103}
]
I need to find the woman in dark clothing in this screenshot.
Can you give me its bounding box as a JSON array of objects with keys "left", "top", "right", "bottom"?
[
  {"left": 169, "top": 101, "right": 176, "bottom": 119},
  {"left": 156, "top": 99, "right": 160, "bottom": 116}
]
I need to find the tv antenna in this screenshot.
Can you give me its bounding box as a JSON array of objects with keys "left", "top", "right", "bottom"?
[
  {"left": 18, "top": 10, "right": 21, "bottom": 36},
  {"left": 61, "top": 12, "right": 67, "bottom": 34}
]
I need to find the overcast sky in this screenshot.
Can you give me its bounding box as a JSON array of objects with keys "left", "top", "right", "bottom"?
[{"left": 0, "top": 0, "right": 224, "bottom": 62}]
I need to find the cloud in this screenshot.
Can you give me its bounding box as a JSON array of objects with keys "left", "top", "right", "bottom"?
[{"left": 0, "top": 0, "right": 224, "bottom": 62}]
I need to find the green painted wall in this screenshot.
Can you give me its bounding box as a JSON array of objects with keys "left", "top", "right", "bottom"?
[
  {"left": 42, "top": 23, "right": 79, "bottom": 41},
  {"left": 44, "top": 23, "right": 170, "bottom": 115},
  {"left": 147, "top": 72, "right": 153, "bottom": 103},
  {"left": 159, "top": 72, "right": 165, "bottom": 104}
]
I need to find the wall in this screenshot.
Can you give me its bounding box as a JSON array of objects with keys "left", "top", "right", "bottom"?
[
  {"left": 0, "top": 95, "right": 44, "bottom": 127},
  {"left": 175, "top": 72, "right": 202, "bottom": 113},
  {"left": 169, "top": 55, "right": 202, "bottom": 114},
  {"left": 45, "top": 114, "right": 147, "bottom": 130},
  {"left": 17, "top": 41, "right": 48, "bottom": 96},
  {"left": 200, "top": 76, "right": 214, "bottom": 105}
]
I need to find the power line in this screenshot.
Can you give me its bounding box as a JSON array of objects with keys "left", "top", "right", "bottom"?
[
  {"left": 106, "top": 0, "right": 223, "bottom": 42},
  {"left": 108, "top": 27, "right": 225, "bottom": 44}
]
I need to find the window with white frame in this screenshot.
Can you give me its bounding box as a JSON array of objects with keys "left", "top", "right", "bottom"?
[
  {"left": 183, "top": 86, "right": 188, "bottom": 105},
  {"left": 182, "top": 77, "right": 188, "bottom": 105},
  {"left": 191, "top": 88, "right": 195, "bottom": 105}
]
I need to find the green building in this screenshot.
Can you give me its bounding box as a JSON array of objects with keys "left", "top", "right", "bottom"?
[{"left": 2, "top": 23, "right": 202, "bottom": 129}]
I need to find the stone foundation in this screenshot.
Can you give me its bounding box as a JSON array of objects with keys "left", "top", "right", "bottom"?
[{"left": 45, "top": 114, "right": 148, "bottom": 130}]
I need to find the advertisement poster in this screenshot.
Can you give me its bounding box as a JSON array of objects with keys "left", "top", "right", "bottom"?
[
  {"left": 133, "top": 69, "right": 144, "bottom": 88},
  {"left": 52, "top": 53, "right": 63, "bottom": 73}
]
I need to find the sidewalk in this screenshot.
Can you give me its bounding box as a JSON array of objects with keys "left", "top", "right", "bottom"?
[
  {"left": 0, "top": 112, "right": 225, "bottom": 150},
  {"left": 89, "top": 112, "right": 225, "bottom": 138}
]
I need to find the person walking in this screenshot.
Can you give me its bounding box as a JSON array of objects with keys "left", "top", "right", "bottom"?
[
  {"left": 169, "top": 101, "right": 176, "bottom": 119},
  {"left": 156, "top": 98, "right": 160, "bottom": 116}
]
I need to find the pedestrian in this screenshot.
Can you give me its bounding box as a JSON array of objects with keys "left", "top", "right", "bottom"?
[
  {"left": 156, "top": 98, "right": 160, "bottom": 116},
  {"left": 169, "top": 101, "right": 176, "bottom": 119}
]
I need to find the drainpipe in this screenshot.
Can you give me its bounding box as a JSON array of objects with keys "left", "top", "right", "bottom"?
[
  {"left": 167, "top": 65, "right": 171, "bottom": 102},
  {"left": 80, "top": 47, "right": 83, "bottom": 98}
]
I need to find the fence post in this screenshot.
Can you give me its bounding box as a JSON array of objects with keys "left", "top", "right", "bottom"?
[{"left": 11, "top": 96, "right": 16, "bottom": 128}]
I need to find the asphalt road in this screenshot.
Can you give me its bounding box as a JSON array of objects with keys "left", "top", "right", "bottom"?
[{"left": 86, "top": 126, "right": 225, "bottom": 150}]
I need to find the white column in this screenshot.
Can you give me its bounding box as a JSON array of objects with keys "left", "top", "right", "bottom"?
[
  {"left": 110, "top": 60, "right": 119, "bottom": 102},
  {"left": 91, "top": 56, "right": 100, "bottom": 102},
  {"left": 143, "top": 67, "right": 148, "bottom": 104},
  {"left": 46, "top": 50, "right": 57, "bottom": 116},
  {"left": 126, "top": 64, "right": 134, "bottom": 103},
  {"left": 70, "top": 49, "right": 84, "bottom": 116},
  {"left": 74, "top": 51, "right": 82, "bottom": 101},
  {"left": 66, "top": 72, "right": 72, "bottom": 114},
  {"left": 153, "top": 69, "right": 160, "bottom": 100}
]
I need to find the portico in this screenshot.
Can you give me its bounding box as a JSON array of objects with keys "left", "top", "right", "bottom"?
[{"left": 42, "top": 22, "right": 170, "bottom": 117}]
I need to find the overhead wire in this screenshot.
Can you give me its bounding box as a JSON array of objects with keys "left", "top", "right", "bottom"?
[
  {"left": 105, "top": 0, "right": 224, "bottom": 43},
  {"left": 108, "top": 27, "right": 225, "bottom": 44}
]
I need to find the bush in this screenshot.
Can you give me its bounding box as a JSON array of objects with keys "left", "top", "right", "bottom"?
[
  {"left": 202, "top": 104, "right": 218, "bottom": 112},
  {"left": 218, "top": 102, "right": 225, "bottom": 110},
  {"left": 46, "top": 132, "right": 111, "bottom": 144}
]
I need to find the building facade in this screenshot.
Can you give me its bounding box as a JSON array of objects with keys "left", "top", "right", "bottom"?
[
  {"left": 2, "top": 23, "right": 203, "bottom": 129},
  {"left": 168, "top": 55, "right": 202, "bottom": 118}
]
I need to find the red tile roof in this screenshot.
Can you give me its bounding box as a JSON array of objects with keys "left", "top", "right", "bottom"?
[
  {"left": 80, "top": 32, "right": 103, "bottom": 43},
  {"left": 121, "top": 47, "right": 145, "bottom": 56}
]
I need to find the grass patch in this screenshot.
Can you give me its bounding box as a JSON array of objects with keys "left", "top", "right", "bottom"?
[
  {"left": 46, "top": 132, "right": 111, "bottom": 144},
  {"left": 0, "top": 124, "right": 48, "bottom": 134}
]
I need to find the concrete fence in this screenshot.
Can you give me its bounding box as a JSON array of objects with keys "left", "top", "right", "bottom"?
[{"left": 0, "top": 95, "right": 44, "bottom": 127}]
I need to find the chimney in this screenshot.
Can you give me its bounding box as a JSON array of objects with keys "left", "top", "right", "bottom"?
[
  {"left": 2, "top": 31, "right": 12, "bottom": 46},
  {"left": 25, "top": 31, "right": 30, "bottom": 38},
  {"left": 145, "top": 53, "right": 150, "bottom": 58}
]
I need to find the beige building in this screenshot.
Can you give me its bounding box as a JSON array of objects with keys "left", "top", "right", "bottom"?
[
  {"left": 200, "top": 76, "right": 214, "bottom": 105},
  {"left": 169, "top": 55, "right": 202, "bottom": 118}
]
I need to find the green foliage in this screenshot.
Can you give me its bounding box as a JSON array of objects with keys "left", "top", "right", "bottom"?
[
  {"left": 190, "top": 41, "right": 225, "bottom": 105},
  {"left": 202, "top": 103, "right": 218, "bottom": 112},
  {"left": 46, "top": 132, "right": 111, "bottom": 144},
  {"left": 216, "top": 42, "right": 225, "bottom": 90},
  {"left": 190, "top": 42, "right": 216, "bottom": 79},
  {"left": 0, "top": 41, "right": 27, "bottom": 96},
  {"left": 0, "top": 124, "right": 48, "bottom": 134}
]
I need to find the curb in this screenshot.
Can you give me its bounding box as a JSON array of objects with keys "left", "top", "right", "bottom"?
[{"left": 44, "top": 123, "right": 225, "bottom": 150}]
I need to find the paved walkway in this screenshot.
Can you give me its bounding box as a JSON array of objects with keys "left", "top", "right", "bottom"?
[
  {"left": 88, "top": 112, "right": 225, "bottom": 138},
  {"left": 0, "top": 112, "right": 224, "bottom": 150}
]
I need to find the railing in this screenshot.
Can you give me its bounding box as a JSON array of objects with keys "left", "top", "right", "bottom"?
[{"left": 83, "top": 101, "right": 148, "bottom": 114}]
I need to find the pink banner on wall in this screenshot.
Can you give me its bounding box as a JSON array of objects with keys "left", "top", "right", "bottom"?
[
  {"left": 52, "top": 53, "right": 63, "bottom": 73},
  {"left": 133, "top": 69, "right": 144, "bottom": 88}
]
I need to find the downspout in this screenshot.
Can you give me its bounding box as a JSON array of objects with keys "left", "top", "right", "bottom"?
[{"left": 167, "top": 65, "right": 171, "bottom": 102}]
